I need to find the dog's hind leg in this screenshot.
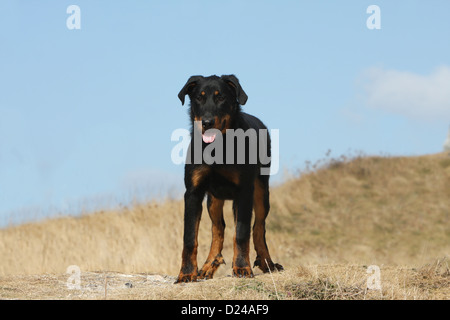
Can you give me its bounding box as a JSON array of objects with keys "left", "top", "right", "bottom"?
[
  {"left": 252, "top": 177, "right": 283, "bottom": 273},
  {"left": 198, "top": 193, "right": 226, "bottom": 279}
]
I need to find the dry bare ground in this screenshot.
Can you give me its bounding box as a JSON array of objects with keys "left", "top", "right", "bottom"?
[
  {"left": 0, "top": 153, "right": 449, "bottom": 300},
  {"left": 0, "top": 261, "right": 448, "bottom": 300}
]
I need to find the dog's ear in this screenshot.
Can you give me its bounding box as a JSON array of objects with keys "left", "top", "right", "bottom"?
[
  {"left": 221, "top": 75, "right": 248, "bottom": 105},
  {"left": 178, "top": 76, "right": 204, "bottom": 105}
]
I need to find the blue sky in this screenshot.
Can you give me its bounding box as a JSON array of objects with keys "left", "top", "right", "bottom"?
[{"left": 1, "top": 1, "right": 449, "bottom": 225}]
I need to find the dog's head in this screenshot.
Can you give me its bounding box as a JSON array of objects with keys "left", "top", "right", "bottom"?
[{"left": 178, "top": 75, "right": 248, "bottom": 143}]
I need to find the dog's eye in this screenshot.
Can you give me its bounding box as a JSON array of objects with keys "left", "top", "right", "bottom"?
[
  {"left": 196, "top": 95, "right": 203, "bottom": 102},
  {"left": 217, "top": 95, "right": 225, "bottom": 102}
]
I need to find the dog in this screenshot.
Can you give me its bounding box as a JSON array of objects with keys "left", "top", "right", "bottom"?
[{"left": 175, "top": 75, "right": 283, "bottom": 283}]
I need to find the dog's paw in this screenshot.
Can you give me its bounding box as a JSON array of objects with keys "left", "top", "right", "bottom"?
[
  {"left": 198, "top": 255, "right": 226, "bottom": 280},
  {"left": 232, "top": 266, "right": 254, "bottom": 278},
  {"left": 174, "top": 272, "right": 198, "bottom": 284},
  {"left": 254, "top": 258, "right": 284, "bottom": 273}
]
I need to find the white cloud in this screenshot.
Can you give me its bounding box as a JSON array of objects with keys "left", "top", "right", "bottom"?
[{"left": 359, "top": 66, "right": 450, "bottom": 119}]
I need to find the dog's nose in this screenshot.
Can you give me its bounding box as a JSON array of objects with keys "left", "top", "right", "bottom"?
[{"left": 202, "top": 118, "right": 215, "bottom": 130}]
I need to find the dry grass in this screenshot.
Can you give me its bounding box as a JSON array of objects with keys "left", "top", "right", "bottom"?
[
  {"left": 0, "top": 261, "right": 447, "bottom": 300},
  {"left": 270, "top": 152, "right": 450, "bottom": 267},
  {"left": 0, "top": 152, "right": 449, "bottom": 299}
]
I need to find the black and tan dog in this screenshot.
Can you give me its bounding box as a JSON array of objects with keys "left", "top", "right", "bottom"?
[{"left": 175, "top": 75, "right": 283, "bottom": 283}]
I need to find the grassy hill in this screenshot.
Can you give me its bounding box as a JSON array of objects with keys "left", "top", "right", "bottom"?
[{"left": 0, "top": 152, "right": 449, "bottom": 299}]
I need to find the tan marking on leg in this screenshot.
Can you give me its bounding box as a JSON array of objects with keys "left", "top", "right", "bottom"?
[{"left": 191, "top": 166, "right": 211, "bottom": 188}]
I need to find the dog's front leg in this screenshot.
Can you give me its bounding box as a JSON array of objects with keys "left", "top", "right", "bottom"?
[
  {"left": 175, "top": 189, "right": 204, "bottom": 283},
  {"left": 232, "top": 185, "right": 254, "bottom": 278}
]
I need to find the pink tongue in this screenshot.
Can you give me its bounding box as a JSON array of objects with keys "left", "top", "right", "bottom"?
[{"left": 202, "top": 132, "right": 216, "bottom": 143}]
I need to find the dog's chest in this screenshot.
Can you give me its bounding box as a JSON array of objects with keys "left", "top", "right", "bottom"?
[{"left": 207, "top": 167, "right": 239, "bottom": 200}]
